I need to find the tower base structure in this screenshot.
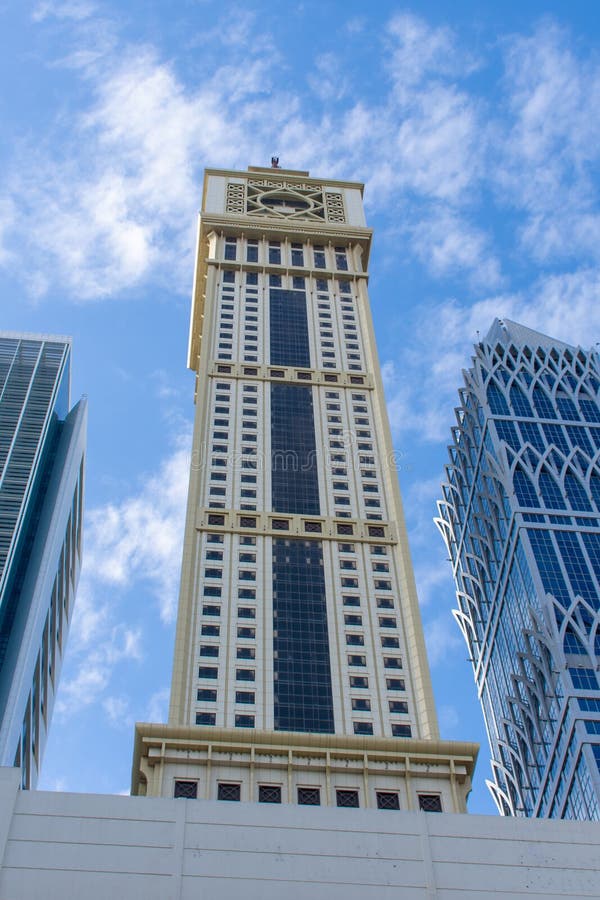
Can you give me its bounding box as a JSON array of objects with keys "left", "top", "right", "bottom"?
[{"left": 132, "top": 723, "right": 478, "bottom": 814}]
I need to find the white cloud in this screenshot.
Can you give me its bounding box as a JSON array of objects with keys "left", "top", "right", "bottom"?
[
  {"left": 409, "top": 206, "right": 501, "bottom": 288},
  {"left": 1, "top": 9, "right": 597, "bottom": 312},
  {"left": 102, "top": 695, "right": 134, "bottom": 729},
  {"left": 386, "top": 12, "right": 474, "bottom": 91},
  {"left": 145, "top": 687, "right": 170, "bottom": 723},
  {"left": 497, "top": 21, "right": 600, "bottom": 264},
  {"left": 424, "top": 614, "right": 463, "bottom": 667},
  {"left": 307, "top": 54, "right": 348, "bottom": 102},
  {"left": 55, "top": 433, "right": 190, "bottom": 722},
  {"left": 32, "top": 0, "right": 96, "bottom": 22},
  {"left": 84, "top": 430, "right": 191, "bottom": 623},
  {"left": 55, "top": 621, "right": 142, "bottom": 719}
]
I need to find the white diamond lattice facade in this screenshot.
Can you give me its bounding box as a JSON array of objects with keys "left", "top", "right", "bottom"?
[
  {"left": 437, "top": 318, "right": 600, "bottom": 819},
  {"left": 132, "top": 166, "right": 477, "bottom": 812},
  {"left": 0, "top": 332, "right": 86, "bottom": 789}
]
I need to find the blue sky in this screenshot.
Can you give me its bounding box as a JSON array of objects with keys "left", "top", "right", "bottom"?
[{"left": 2, "top": 0, "right": 600, "bottom": 814}]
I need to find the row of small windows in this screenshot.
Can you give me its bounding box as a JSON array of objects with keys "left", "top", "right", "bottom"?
[
  {"left": 217, "top": 289, "right": 259, "bottom": 362},
  {"left": 219, "top": 271, "right": 355, "bottom": 297},
  {"left": 218, "top": 282, "right": 362, "bottom": 371},
  {"left": 210, "top": 385, "right": 381, "bottom": 513},
  {"left": 221, "top": 237, "right": 352, "bottom": 272},
  {"left": 174, "top": 779, "right": 442, "bottom": 811}
]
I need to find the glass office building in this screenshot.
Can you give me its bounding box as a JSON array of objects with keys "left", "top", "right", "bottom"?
[
  {"left": 132, "top": 165, "right": 477, "bottom": 811},
  {"left": 0, "top": 333, "right": 86, "bottom": 788},
  {"left": 437, "top": 318, "right": 600, "bottom": 819}
]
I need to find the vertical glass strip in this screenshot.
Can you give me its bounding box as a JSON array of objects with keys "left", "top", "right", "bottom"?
[
  {"left": 272, "top": 538, "right": 334, "bottom": 733},
  {"left": 269, "top": 288, "right": 310, "bottom": 367},
  {"left": 271, "top": 384, "right": 320, "bottom": 515}
]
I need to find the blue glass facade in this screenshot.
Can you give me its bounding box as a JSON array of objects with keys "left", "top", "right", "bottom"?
[
  {"left": 437, "top": 319, "right": 600, "bottom": 819},
  {"left": 271, "top": 384, "right": 320, "bottom": 515},
  {"left": 269, "top": 288, "right": 310, "bottom": 368},
  {"left": 272, "top": 538, "right": 334, "bottom": 733},
  {"left": 0, "top": 333, "right": 86, "bottom": 788}
]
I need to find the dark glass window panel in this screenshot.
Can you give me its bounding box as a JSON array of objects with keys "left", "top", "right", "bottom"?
[
  {"left": 313, "top": 248, "right": 326, "bottom": 269},
  {"left": 351, "top": 697, "right": 371, "bottom": 710},
  {"left": 346, "top": 633, "right": 364, "bottom": 646},
  {"left": 202, "top": 605, "right": 220, "bottom": 616},
  {"left": 271, "top": 384, "right": 320, "bottom": 515},
  {"left": 201, "top": 624, "right": 220, "bottom": 636},
  {"left": 348, "top": 654, "right": 366, "bottom": 666},
  {"left": 174, "top": 780, "right": 197, "bottom": 799},
  {"left": 237, "top": 626, "right": 255, "bottom": 638},
  {"left": 218, "top": 783, "right": 241, "bottom": 801},
  {"left": 336, "top": 789, "right": 359, "bottom": 807},
  {"left": 235, "top": 714, "right": 255, "bottom": 727},
  {"left": 259, "top": 785, "right": 282, "bottom": 803},
  {"left": 246, "top": 243, "right": 258, "bottom": 263},
  {"left": 236, "top": 668, "right": 255, "bottom": 681},
  {"left": 384, "top": 657, "right": 402, "bottom": 669},
  {"left": 376, "top": 791, "right": 400, "bottom": 810},
  {"left": 197, "top": 689, "right": 217, "bottom": 701},
  {"left": 418, "top": 794, "right": 442, "bottom": 812},
  {"left": 199, "top": 645, "right": 219, "bottom": 657},
  {"left": 389, "top": 700, "right": 408, "bottom": 713},
  {"left": 382, "top": 636, "right": 400, "bottom": 648},
  {"left": 350, "top": 676, "right": 368, "bottom": 688},
  {"left": 270, "top": 289, "right": 310, "bottom": 367},
  {"left": 238, "top": 607, "right": 256, "bottom": 619},
  {"left": 392, "top": 723, "right": 412, "bottom": 737},
  {"left": 195, "top": 712, "right": 216, "bottom": 725},
  {"left": 236, "top": 647, "right": 255, "bottom": 659},
  {"left": 207, "top": 514, "right": 225, "bottom": 525},
  {"left": 298, "top": 787, "right": 320, "bottom": 805},
  {"left": 273, "top": 538, "right": 334, "bottom": 734},
  {"left": 386, "top": 678, "right": 405, "bottom": 691},
  {"left": 235, "top": 691, "right": 255, "bottom": 703},
  {"left": 353, "top": 721, "right": 373, "bottom": 735},
  {"left": 198, "top": 666, "right": 218, "bottom": 678}
]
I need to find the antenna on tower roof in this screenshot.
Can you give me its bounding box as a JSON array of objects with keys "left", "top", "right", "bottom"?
[{"left": 271, "top": 156, "right": 281, "bottom": 169}]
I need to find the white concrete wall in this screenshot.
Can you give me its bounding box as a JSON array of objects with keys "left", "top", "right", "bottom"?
[{"left": 1, "top": 767, "right": 599, "bottom": 899}]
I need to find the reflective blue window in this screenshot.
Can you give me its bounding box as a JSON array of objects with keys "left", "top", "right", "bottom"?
[
  {"left": 569, "top": 668, "right": 597, "bottom": 690},
  {"left": 580, "top": 399, "right": 600, "bottom": 424},
  {"left": 270, "top": 289, "right": 310, "bottom": 367},
  {"left": 495, "top": 419, "right": 520, "bottom": 450},
  {"left": 528, "top": 529, "right": 571, "bottom": 606},
  {"left": 511, "top": 383, "right": 533, "bottom": 417},
  {"left": 557, "top": 396, "right": 579, "bottom": 421},
  {"left": 272, "top": 539, "right": 334, "bottom": 733},
  {"left": 271, "top": 384, "right": 319, "bottom": 515},
  {"left": 514, "top": 468, "right": 540, "bottom": 508},
  {"left": 532, "top": 386, "right": 555, "bottom": 419},
  {"left": 487, "top": 381, "right": 510, "bottom": 415},
  {"left": 539, "top": 470, "right": 567, "bottom": 510},
  {"left": 564, "top": 473, "right": 593, "bottom": 512}
]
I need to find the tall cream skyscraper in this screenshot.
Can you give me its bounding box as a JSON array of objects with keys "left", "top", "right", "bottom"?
[{"left": 132, "top": 165, "right": 477, "bottom": 811}]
